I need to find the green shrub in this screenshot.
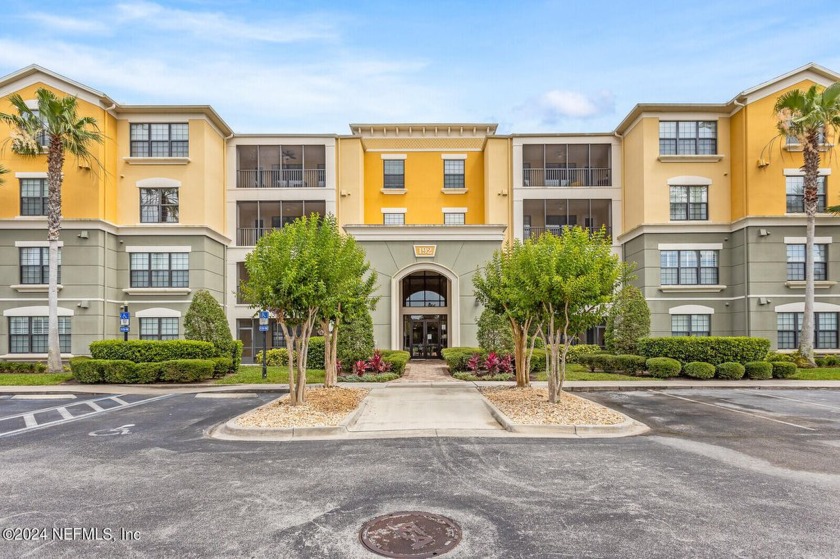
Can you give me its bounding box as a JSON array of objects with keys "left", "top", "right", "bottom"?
[
  {"left": 745, "top": 361, "right": 773, "bottom": 380},
  {"left": 567, "top": 344, "right": 602, "bottom": 364},
  {"left": 605, "top": 285, "right": 650, "bottom": 355},
  {"left": 765, "top": 351, "right": 795, "bottom": 363},
  {"left": 441, "top": 347, "right": 486, "bottom": 372},
  {"left": 452, "top": 372, "right": 514, "bottom": 382},
  {"left": 476, "top": 308, "right": 514, "bottom": 354},
  {"left": 0, "top": 361, "right": 47, "bottom": 374},
  {"left": 254, "top": 348, "right": 290, "bottom": 366},
  {"left": 577, "top": 352, "right": 607, "bottom": 372},
  {"left": 89, "top": 340, "right": 216, "bottom": 363},
  {"left": 646, "top": 357, "right": 681, "bottom": 378},
  {"left": 211, "top": 357, "right": 234, "bottom": 378},
  {"left": 337, "top": 311, "right": 375, "bottom": 365},
  {"left": 231, "top": 340, "right": 244, "bottom": 372},
  {"left": 637, "top": 337, "right": 770, "bottom": 365},
  {"left": 823, "top": 355, "right": 840, "bottom": 367},
  {"left": 101, "top": 360, "right": 139, "bottom": 384},
  {"left": 684, "top": 361, "right": 716, "bottom": 379},
  {"left": 158, "top": 359, "right": 215, "bottom": 383},
  {"left": 529, "top": 348, "right": 546, "bottom": 373},
  {"left": 306, "top": 337, "right": 326, "bottom": 369},
  {"left": 70, "top": 357, "right": 104, "bottom": 383},
  {"left": 339, "top": 372, "right": 400, "bottom": 383},
  {"left": 378, "top": 350, "right": 410, "bottom": 376},
  {"left": 133, "top": 362, "right": 162, "bottom": 383},
  {"left": 770, "top": 361, "right": 797, "bottom": 379},
  {"left": 611, "top": 355, "right": 647, "bottom": 375},
  {"left": 716, "top": 362, "right": 746, "bottom": 380}
]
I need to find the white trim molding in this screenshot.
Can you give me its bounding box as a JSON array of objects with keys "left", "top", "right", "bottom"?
[
  {"left": 659, "top": 284, "right": 727, "bottom": 293},
  {"left": 122, "top": 288, "right": 192, "bottom": 296},
  {"left": 125, "top": 245, "right": 192, "bottom": 253},
  {"left": 783, "top": 168, "right": 831, "bottom": 176},
  {"left": 3, "top": 305, "right": 74, "bottom": 317},
  {"left": 380, "top": 154, "right": 407, "bottom": 160},
  {"left": 784, "top": 236, "right": 832, "bottom": 244},
  {"left": 343, "top": 225, "right": 506, "bottom": 242},
  {"left": 774, "top": 302, "right": 840, "bottom": 313},
  {"left": 15, "top": 240, "right": 64, "bottom": 248},
  {"left": 440, "top": 154, "right": 468, "bottom": 160},
  {"left": 135, "top": 307, "right": 182, "bottom": 318},
  {"left": 442, "top": 207, "right": 468, "bottom": 213},
  {"left": 668, "top": 304, "right": 714, "bottom": 315},
  {"left": 380, "top": 207, "right": 407, "bottom": 214},
  {"left": 136, "top": 177, "right": 181, "bottom": 189},
  {"left": 657, "top": 243, "right": 723, "bottom": 251},
  {"left": 667, "top": 175, "right": 713, "bottom": 186},
  {"left": 14, "top": 172, "right": 48, "bottom": 179}
]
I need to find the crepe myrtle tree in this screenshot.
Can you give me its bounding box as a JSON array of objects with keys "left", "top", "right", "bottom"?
[
  {"left": 774, "top": 82, "right": 840, "bottom": 366},
  {"left": 0, "top": 89, "right": 103, "bottom": 373},
  {"left": 526, "top": 227, "right": 626, "bottom": 403}
]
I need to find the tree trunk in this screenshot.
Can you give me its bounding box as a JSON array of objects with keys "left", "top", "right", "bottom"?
[
  {"left": 322, "top": 319, "right": 335, "bottom": 387},
  {"left": 799, "top": 132, "right": 820, "bottom": 366},
  {"left": 510, "top": 319, "right": 526, "bottom": 387},
  {"left": 547, "top": 312, "right": 559, "bottom": 404},
  {"left": 280, "top": 321, "right": 297, "bottom": 405},
  {"left": 558, "top": 302, "right": 571, "bottom": 395},
  {"left": 46, "top": 136, "right": 64, "bottom": 373}
]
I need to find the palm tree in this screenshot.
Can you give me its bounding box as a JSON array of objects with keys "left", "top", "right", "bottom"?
[
  {"left": 0, "top": 89, "right": 103, "bottom": 372},
  {"left": 774, "top": 83, "right": 840, "bottom": 365}
]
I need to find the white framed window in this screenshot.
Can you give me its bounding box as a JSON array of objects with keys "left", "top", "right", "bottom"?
[
  {"left": 659, "top": 121, "right": 717, "bottom": 155},
  {"left": 778, "top": 312, "right": 839, "bottom": 349},
  {"left": 20, "top": 247, "right": 61, "bottom": 284},
  {"left": 786, "top": 175, "right": 826, "bottom": 213},
  {"left": 383, "top": 213, "right": 405, "bottom": 225},
  {"left": 9, "top": 316, "right": 71, "bottom": 353},
  {"left": 20, "top": 178, "right": 48, "bottom": 216},
  {"left": 671, "top": 314, "right": 710, "bottom": 336},
  {"left": 130, "top": 253, "right": 189, "bottom": 288},
  {"left": 140, "top": 317, "right": 179, "bottom": 340},
  {"left": 444, "top": 212, "right": 465, "bottom": 225},
  {"left": 443, "top": 159, "right": 465, "bottom": 188},
  {"left": 660, "top": 250, "right": 719, "bottom": 285},
  {"left": 130, "top": 123, "right": 189, "bottom": 157},
  {"left": 383, "top": 160, "right": 405, "bottom": 189},
  {"left": 669, "top": 186, "right": 708, "bottom": 220},
  {"left": 140, "top": 188, "right": 179, "bottom": 223},
  {"left": 786, "top": 244, "right": 827, "bottom": 281}
]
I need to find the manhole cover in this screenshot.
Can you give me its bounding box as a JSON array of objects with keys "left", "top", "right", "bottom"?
[{"left": 359, "top": 511, "right": 462, "bottom": 558}]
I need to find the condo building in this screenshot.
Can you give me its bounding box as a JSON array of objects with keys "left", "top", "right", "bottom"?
[{"left": 0, "top": 63, "right": 838, "bottom": 362}]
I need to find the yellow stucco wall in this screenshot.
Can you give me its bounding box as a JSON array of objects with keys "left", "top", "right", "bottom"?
[
  {"left": 483, "top": 137, "right": 512, "bottom": 240},
  {"left": 115, "top": 118, "right": 226, "bottom": 233},
  {"left": 362, "top": 144, "right": 485, "bottom": 225},
  {"left": 336, "top": 137, "right": 365, "bottom": 226},
  {"left": 0, "top": 82, "right": 117, "bottom": 221},
  {"left": 738, "top": 79, "right": 840, "bottom": 219},
  {"left": 621, "top": 118, "right": 648, "bottom": 232}
]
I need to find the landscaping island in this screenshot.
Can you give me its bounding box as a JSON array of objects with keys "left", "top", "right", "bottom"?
[{"left": 236, "top": 387, "right": 369, "bottom": 429}]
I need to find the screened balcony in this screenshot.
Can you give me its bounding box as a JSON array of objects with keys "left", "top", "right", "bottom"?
[
  {"left": 523, "top": 199, "right": 612, "bottom": 240},
  {"left": 522, "top": 144, "right": 611, "bottom": 187},
  {"left": 237, "top": 145, "right": 326, "bottom": 188},
  {"left": 236, "top": 200, "right": 326, "bottom": 245}
]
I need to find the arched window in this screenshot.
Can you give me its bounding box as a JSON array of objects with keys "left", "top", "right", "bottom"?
[{"left": 402, "top": 271, "right": 447, "bottom": 307}]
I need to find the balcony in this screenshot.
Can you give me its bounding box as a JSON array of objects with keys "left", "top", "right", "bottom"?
[
  {"left": 236, "top": 227, "right": 281, "bottom": 247},
  {"left": 236, "top": 200, "right": 326, "bottom": 246},
  {"left": 525, "top": 225, "right": 612, "bottom": 240},
  {"left": 237, "top": 168, "right": 326, "bottom": 188},
  {"left": 523, "top": 167, "right": 611, "bottom": 187}
]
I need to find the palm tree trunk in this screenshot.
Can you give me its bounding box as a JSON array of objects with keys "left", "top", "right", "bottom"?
[
  {"left": 799, "top": 134, "right": 820, "bottom": 366},
  {"left": 46, "top": 137, "right": 64, "bottom": 373}
]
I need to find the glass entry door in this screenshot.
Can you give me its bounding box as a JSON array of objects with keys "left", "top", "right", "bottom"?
[{"left": 405, "top": 315, "right": 447, "bottom": 358}]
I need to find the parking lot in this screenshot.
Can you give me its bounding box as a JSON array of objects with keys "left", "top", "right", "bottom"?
[{"left": 1, "top": 388, "right": 839, "bottom": 558}]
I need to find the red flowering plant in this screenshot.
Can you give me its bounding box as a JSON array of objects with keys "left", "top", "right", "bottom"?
[
  {"left": 484, "top": 352, "right": 502, "bottom": 375},
  {"left": 467, "top": 354, "right": 482, "bottom": 374},
  {"left": 367, "top": 350, "right": 392, "bottom": 374},
  {"left": 353, "top": 360, "right": 368, "bottom": 376}
]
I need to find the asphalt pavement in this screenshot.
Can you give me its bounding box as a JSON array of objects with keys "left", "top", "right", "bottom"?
[{"left": 0, "top": 389, "right": 838, "bottom": 558}]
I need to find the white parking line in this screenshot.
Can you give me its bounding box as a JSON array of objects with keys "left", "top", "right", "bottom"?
[
  {"left": 657, "top": 392, "right": 817, "bottom": 431},
  {"left": 85, "top": 401, "right": 105, "bottom": 412},
  {"left": 56, "top": 407, "right": 74, "bottom": 420},
  {"left": 23, "top": 414, "right": 37, "bottom": 428},
  {"left": 110, "top": 396, "right": 130, "bottom": 406},
  {"left": 11, "top": 394, "right": 77, "bottom": 400},
  {"left": 735, "top": 390, "right": 840, "bottom": 412}
]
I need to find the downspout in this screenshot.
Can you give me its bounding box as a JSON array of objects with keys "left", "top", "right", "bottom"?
[
  {"left": 102, "top": 102, "right": 115, "bottom": 342},
  {"left": 733, "top": 98, "right": 750, "bottom": 336},
  {"left": 223, "top": 132, "right": 234, "bottom": 330}
]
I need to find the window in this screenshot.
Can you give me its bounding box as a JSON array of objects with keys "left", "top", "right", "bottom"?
[
  {"left": 660, "top": 250, "right": 719, "bottom": 285},
  {"left": 139, "top": 317, "right": 179, "bottom": 340},
  {"left": 787, "top": 244, "right": 827, "bottom": 281},
  {"left": 443, "top": 160, "right": 465, "bottom": 188},
  {"left": 403, "top": 271, "right": 447, "bottom": 307},
  {"left": 383, "top": 213, "right": 405, "bottom": 225},
  {"left": 786, "top": 125, "right": 825, "bottom": 146},
  {"left": 20, "top": 178, "right": 47, "bottom": 216},
  {"left": 444, "top": 212, "right": 465, "bottom": 225},
  {"left": 669, "top": 186, "right": 708, "bottom": 220},
  {"left": 659, "top": 121, "right": 717, "bottom": 155},
  {"left": 777, "top": 312, "right": 839, "bottom": 349},
  {"left": 671, "top": 315, "right": 711, "bottom": 336},
  {"left": 140, "top": 188, "right": 179, "bottom": 223},
  {"left": 130, "top": 123, "right": 189, "bottom": 157},
  {"left": 521, "top": 143, "right": 612, "bottom": 186},
  {"left": 786, "top": 176, "right": 826, "bottom": 213},
  {"left": 30, "top": 109, "right": 49, "bottom": 148},
  {"left": 20, "top": 247, "right": 61, "bottom": 284},
  {"left": 130, "top": 253, "right": 189, "bottom": 288},
  {"left": 383, "top": 160, "right": 405, "bottom": 189},
  {"left": 9, "top": 316, "right": 70, "bottom": 353}
]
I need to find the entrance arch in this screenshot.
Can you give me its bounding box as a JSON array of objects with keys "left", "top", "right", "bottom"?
[{"left": 391, "top": 263, "right": 460, "bottom": 353}]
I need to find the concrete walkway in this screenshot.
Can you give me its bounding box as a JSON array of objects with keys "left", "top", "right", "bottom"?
[
  {"left": 392, "top": 359, "right": 457, "bottom": 382},
  {"left": 349, "top": 384, "right": 502, "bottom": 432}
]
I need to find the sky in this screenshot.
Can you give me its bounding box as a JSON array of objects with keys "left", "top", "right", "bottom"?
[{"left": 1, "top": 0, "right": 839, "bottom": 135}]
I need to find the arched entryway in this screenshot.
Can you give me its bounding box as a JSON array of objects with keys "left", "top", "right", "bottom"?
[{"left": 391, "top": 264, "right": 459, "bottom": 358}]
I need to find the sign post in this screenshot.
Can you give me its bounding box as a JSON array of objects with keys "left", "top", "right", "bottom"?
[
  {"left": 119, "top": 306, "right": 130, "bottom": 341},
  {"left": 259, "top": 311, "right": 269, "bottom": 380}
]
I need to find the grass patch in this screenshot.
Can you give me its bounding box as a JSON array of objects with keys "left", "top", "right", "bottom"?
[
  {"left": 0, "top": 373, "right": 74, "bottom": 386},
  {"left": 791, "top": 368, "right": 840, "bottom": 380},
  {"left": 533, "top": 363, "right": 656, "bottom": 382},
  {"left": 215, "top": 366, "right": 326, "bottom": 385}
]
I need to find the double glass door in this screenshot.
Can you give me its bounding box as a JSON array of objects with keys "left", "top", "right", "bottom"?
[{"left": 405, "top": 315, "right": 447, "bottom": 359}]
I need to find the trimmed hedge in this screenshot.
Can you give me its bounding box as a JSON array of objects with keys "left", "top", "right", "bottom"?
[
  {"left": 765, "top": 351, "right": 795, "bottom": 363},
  {"left": 441, "top": 347, "right": 485, "bottom": 372},
  {"left": 378, "top": 350, "right": 410, "bottom": 376},
  {"left": 158, "top": 359, "right": 215, "bottom": 383},
  {"left": 231, "top": 340, "right": 244, "bottom": 372},
  {"left": 0, "top": 361, "right": 47, "bottom": 374},
  {"left": 637, "top": 337, "right": 770, "bottom": 365},
  {"left": 770, "top": 361, "right": 797, "bottom": 379},
  {"left": 816, "top": 355, "right": 840, "bottom": 367},
  {"left": 684, "top": 361, "right": 716, "bottom": 379},
  {"left": 70, "top": 357, "right": 215, "bottom": 384},
  {"left": 89, "top": 340, "right": 216, "bottom": 363},
  {"left": 211, "top": 357, "right": 234, "bottom": 378},
  {"left": 578, "top": 352, "right": 609, "bottom": 372},
  {"left": 567, "top": 344, "right": 602, "bottom": 364},
  {"left": 307, "top": 337, "right": 326, "bottom": 369},
  {"left": 255, "top": 348, "right": 291, "bottom": 367},
  {"left": 452, "top": 372, "right": 515, "bottom": 382},
  {"left": 646, "top": 357, "right": 681, "bottom": 378},
  {"left": 340, "top": 372, "right": 400, "bottom": 383},
  {"left": 70, "top": 357, "right": 104, "bottom": 383},
  {"left": 745, "top": 361, "right": 773, "bottom": 380},
  {"left": 716, "top": 362, "right": 745, "bottom": 380},
  {"left": 610, "top": 355, "right": 647, "bottom": 375}
]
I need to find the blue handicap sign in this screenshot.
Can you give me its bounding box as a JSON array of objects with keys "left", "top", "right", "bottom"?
[
  {"left": 259, "top": 325, "right": 269, "bottom": 332},
  {"left": 119, "top": 326, "right": 130, "bottom": 333},
  {"left": 120, "top": 312, "right": 131, "bottom": 320},
  {"left": 259, "top": 311, "right": 270, "bottom": 319}
]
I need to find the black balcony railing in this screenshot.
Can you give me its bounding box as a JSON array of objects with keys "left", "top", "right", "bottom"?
[
  {"left": 524, "top": 225, "right": 612, "bottom": 240},
  {"left": 237, "top": 168, "right": 326, "bottom": 188},
  {"left": 522, "top": 167, "right": 611, "bottom": 187}
]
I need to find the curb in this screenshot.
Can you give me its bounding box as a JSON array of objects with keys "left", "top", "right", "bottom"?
[
  {"left": 209, "top": 392, "right": 370, "bottom": 441},
  {"left": 479, "top": 392, "right": 649, "bottom": 438}
]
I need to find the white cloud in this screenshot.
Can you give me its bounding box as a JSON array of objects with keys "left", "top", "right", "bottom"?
[
  {"left": 536, "top": 89, "right": 615, "bottom": 120},
  {"left": 23, "top": 13, "right": 109, "bottom": 34}
]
